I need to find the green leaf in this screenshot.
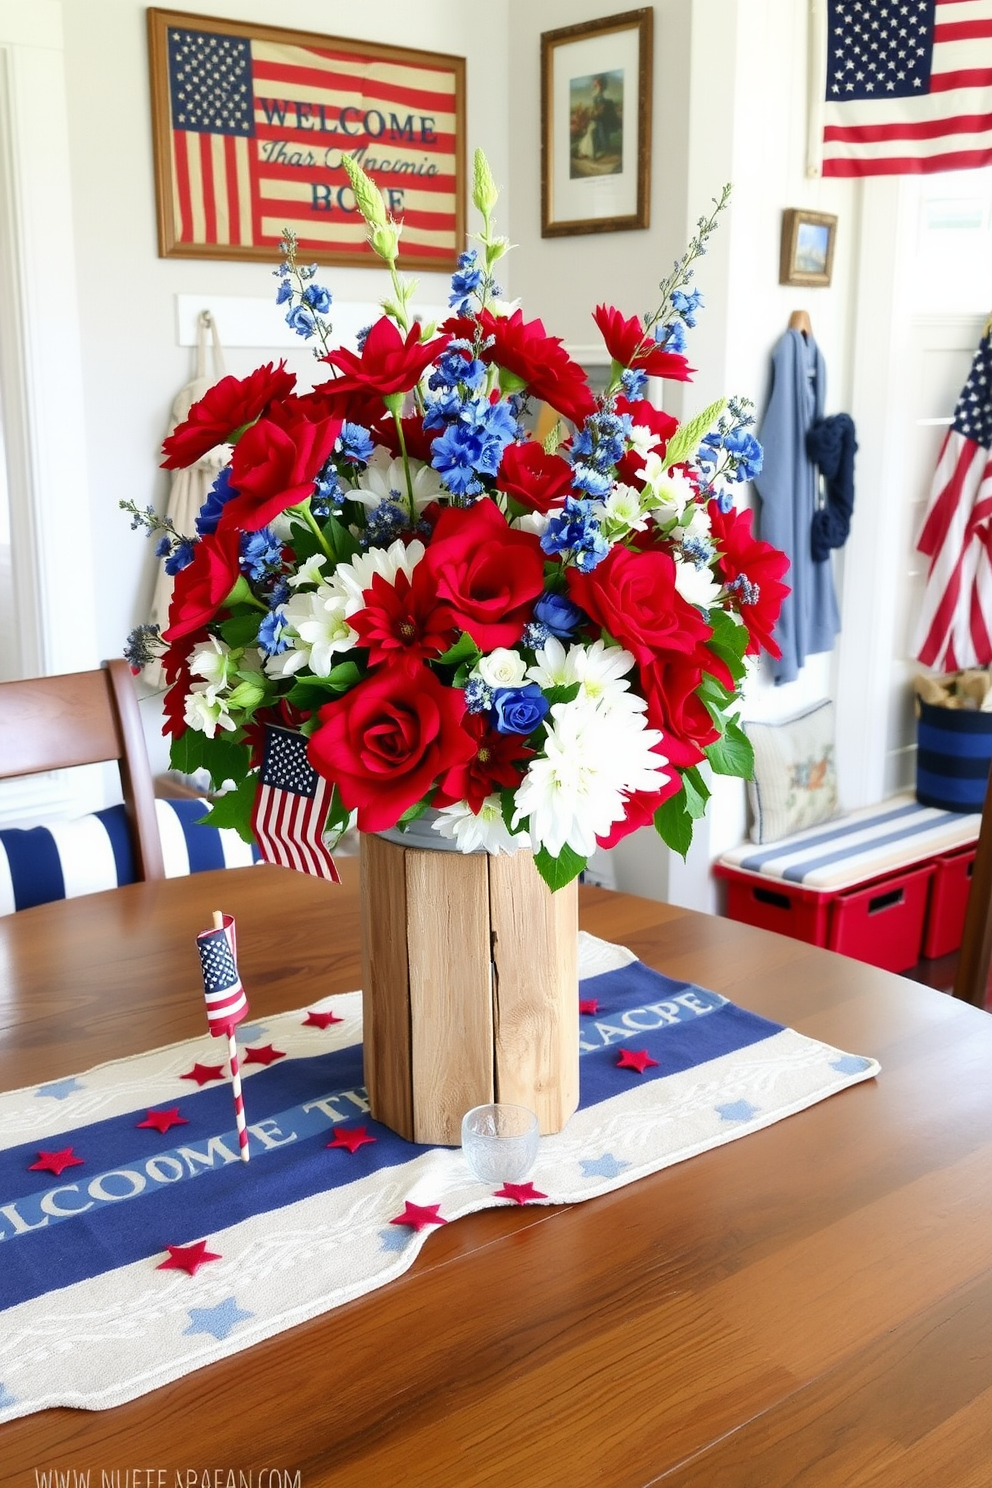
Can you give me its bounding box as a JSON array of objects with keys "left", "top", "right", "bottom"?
[
  {"left": 542, "top": 682, "right": 581, "bottom": 708},
  {"left": 707, "top": 607, "right": 749, "bottom": 658},
  {"left": 398, "top": 797, "right": 431, "bottom": 824},
  {"left": 286, "top": 662, "right": 361, "bottom": 710},
  {"left": 533, "top": 843, "right": 587, "bottom": 892},
  {"left": 543, "top": 420, "right": 565, "bottom": 455},
  {"left": 664, "top": 397, "right": 726, "bottom": 470},
  {"left": 499, "top": 788, "right": 518, "bottom": 834},
  {"left": 217, "top": 610, "right": 263, "bottom": 649},
  {"left": 323, "top": 787, "right": 352, "bottom": 841},
  {"left": 200, "top": 776, "right": 258, "bottom": 844},
  {"left": 321, "top": 513, "right": 360, "bottom": 564},
  {"left": 682, "top": 765, "right": 711, "bottom": 820},
  {"left": 704, "top": 719, "right": 754, "bottom": 779},
  {"left": 653, "top": 789, "right": 695, "bottom": 859},
  {"left": 437, "top": 632, "right": 482, "bottom": 668}
]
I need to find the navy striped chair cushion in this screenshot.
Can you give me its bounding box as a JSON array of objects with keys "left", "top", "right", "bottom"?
[{"left": 0, "top": 799, "right": 261, "bottom": 915}]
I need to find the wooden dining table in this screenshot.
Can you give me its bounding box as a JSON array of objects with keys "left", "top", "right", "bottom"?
[{"left": 2, "top": 857, "right": 992, "bottom": 1487}]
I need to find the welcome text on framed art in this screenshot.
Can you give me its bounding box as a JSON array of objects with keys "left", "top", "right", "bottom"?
[{"left": 147, "top": 9, "right": 466, "bottom": 268}]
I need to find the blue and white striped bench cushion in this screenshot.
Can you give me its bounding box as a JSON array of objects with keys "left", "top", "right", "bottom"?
[
  {"left": 0, "top": 798, "right": 260, "bottom": 916},
  {"left": 719, "top": 793, "right": 981, "bottom": 892}
]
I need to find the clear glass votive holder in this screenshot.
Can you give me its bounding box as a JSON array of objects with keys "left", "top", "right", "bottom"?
[{"left": 461, "top": 1102, "right": 539, "bottom": 1184}]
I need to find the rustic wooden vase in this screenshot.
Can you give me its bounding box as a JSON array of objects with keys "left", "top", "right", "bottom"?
[{"left": 360, "top": 829, "right": 579, "bottom": 1146}]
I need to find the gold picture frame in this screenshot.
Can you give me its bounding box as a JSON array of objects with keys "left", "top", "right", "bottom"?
[
  {"left": 147, "top": 8, "right": 466, "bottom": 268},
  {"left": 540, "top": 9, "right": 652, "bottom": 238},
  {"left": 779, "top": 209, "right": 838, "bottom": 288}
]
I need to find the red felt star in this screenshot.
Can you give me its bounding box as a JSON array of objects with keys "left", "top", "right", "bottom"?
[
  {"left": 180, "top": 1062, "right": 226, "bottom": 1086},
  {"left": 326, "top": 1125, "right": 377, "bottom": 1154},
  {"left": 243, "top": 1044, "right": 286, "bottom": 1066},
  {"left": 579, "top": 998, "right": 600, "bottom": 1015},
  {"left": 304, "top": 1009, "right": 343, "bottom": 1029},
  {"left": 137, "top": 1107, "right": 189, "bottom": 1134},
  {"left": 616, "top": 1048, "right": 659, "bottom": 1074},
  {"left": 494, "top": 1181, "right": 548, "bottom": 1204},
  {"left": 156, "top": 1240, "right": 222, "bottom": 1276},
  {"left": 389, "top": 1201, "right": 448, "bottom": 1232},
  {"left": 28, "top": 1147, "right": 84, "bottom": 1177}
]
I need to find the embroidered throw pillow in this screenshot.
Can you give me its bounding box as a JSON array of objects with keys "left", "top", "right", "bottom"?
[{"left": 742, "top": 701, "right": 839, "bottom": 844}]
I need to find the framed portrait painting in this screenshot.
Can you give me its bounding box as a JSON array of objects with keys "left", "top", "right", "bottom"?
[
  {"left": 541, "top": 9, "right": 652, "bottom": 237},
  {"left": 147, "top": 8, "right": 466, "bottom": 269}
]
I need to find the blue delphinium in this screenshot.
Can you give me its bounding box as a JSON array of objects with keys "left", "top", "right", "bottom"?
[
  {"left": 569, "top": 406, "right": 632, "bottom": 497},
  {"left": 521, "top": 621, "right": 552, "bottom": 649},
  {"left": 540, "top": 497, "right": 609, "bottom": 572},
  {"left": 196, "top": 467, "right": 237, "bottom": 535},
  {"left": 286, "top": 304, "right": 316, "bottom": 338},
  {"left": 240, "top": 527, "right": 283, "bottom": 582},
  {"left": 621, "top": 367, "right": 648, "bottom": 399},
  {"left": 431, "top": 397, "right": 518, "bottom": 498},
  {"left": 258, "top": 609, "right": 290, "bottom": 657},
  {"left": 303, "top": 282, "right": 332, "bottom": 314},
  {"left": 448, "top": 249, "right": 484, "bottom": 313},
  {"left": 336, "top": 422, "right": 375, "bottom": 465},
  {"left": 363, "top": 499, "right": 409, "bottom": 549},
  {"left": 164, "top": 537, "right": 196, "bottom": 576},
  {"left": 492, "top": 684, "right": 549, "bottom": 737},
  {"left": 123, "top": 623, "right": 162, "bottom": 669}
]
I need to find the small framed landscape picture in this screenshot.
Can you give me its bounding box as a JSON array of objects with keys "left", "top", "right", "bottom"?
[
  {"left": 779, "top": 209, "right": 838, "bottom": 287},
  {"left": 541, "top": 9, "right": 652, "bottom": 237}
]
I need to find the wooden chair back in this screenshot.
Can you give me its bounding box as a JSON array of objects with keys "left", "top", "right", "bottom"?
[
  {"left": 953, "top": 764, "right": 992, "bottom": 1007},
  {"left": 0, "top": 660, "right": 164, "bottom": 881}
]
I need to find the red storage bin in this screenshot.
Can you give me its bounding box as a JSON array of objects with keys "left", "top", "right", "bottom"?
[
  {"left": 827, "top": 862, "right": 934, "bottom": 973},
  {"left": 922, "top": 847, "right": 976, "bottom": 959},
  {"left": 716, "top": 869, "right": 831, "bottom": 947}
]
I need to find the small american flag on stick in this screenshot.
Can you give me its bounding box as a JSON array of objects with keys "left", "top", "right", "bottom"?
[
  {"left": 196, "top": 911, "right": 250, "bottom": 1161},
  {"left": 251, "top": 724, "right": 341, "bottom": 882}
]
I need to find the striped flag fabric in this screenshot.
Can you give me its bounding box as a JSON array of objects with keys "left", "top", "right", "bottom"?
[
  {"left": 158, "top": 14, "right": 461, "bottom": 264},
  {"left": 818, "top": 0, "right": 992, "bottom": 177},
  {"left": 251, "top": 725, "right": 341, "bottom": 882},
  {"left": 913, "top": 328, "right": 992, "bottom": 671},
  {"left": 195, "top": 913, "right": 249, "bottom": 1036}
]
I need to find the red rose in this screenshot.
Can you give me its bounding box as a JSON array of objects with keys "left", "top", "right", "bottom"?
[
  {"left": 444, "top": 309, "right": 596, "bottom": 428},
  {"left": 708, "top": 500, "right": 791, "bottom": 658},
  {"left": 221, "top": 401, "right": 343, "bottom": 532},
  {"left": 161, "top": 627, "right": 209, "bottom": 739},
  {"left": 365, "top": 412, "right": 436, "bottom": 464},
  {"left": 321, "top": 316, "right": 449, "bottom": 403},
  {"left": 308, "top": 666, "right": 477, "bottom": 831},
  {"left": 161, "top": 362, "right": 296, "bottom": 470},
  {"left": 639, "top": 653, "right": 721, "bottom": 768},
  {"left": 566, "top": 544, "right": 712, "bottom": 667},
  {"left": 163, "top": 525, "right": 242, "bottom": 642},
  {"left": 421, "top": 497, "right": 546, "bottom": 651},
  {"left": 495, "top": 440, "right": 575, "bottom": 513},
  {"left": 593, "top": 305, "right": 693, "bottom": 383}
]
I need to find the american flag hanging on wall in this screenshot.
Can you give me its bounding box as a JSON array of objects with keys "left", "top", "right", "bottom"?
[
  {"left": 251, "top": 725, "right": 341, "bottom": 882},
  {"left": 913, "top": 327, "right": 992, "bottom": 671},
  {"left": 149, "top": 9, "right": 464, "bottom": 267},
  {"left": 817, "top": 0, "right": 992, "bottom": 177}
]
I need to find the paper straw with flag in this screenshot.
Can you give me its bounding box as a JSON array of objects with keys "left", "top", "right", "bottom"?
[
  {"left": 251, "top": 723, "right": 341, "bottom": 882},
  {"left": 196, "top": 911, "right": 250, "bottom": 1162}
]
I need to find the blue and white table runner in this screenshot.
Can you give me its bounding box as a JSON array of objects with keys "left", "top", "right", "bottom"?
[{"left": 0, "top": 934, "right": 879, "bottom": 1423}]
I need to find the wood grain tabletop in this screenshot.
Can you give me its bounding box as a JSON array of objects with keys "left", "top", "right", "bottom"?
[{"left": 2, "top": 859, "right": 991, "bottom": 1487}]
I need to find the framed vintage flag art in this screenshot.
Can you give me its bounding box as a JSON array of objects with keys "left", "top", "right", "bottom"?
[{"left": 147, "top": 9, "right": 466, "bottom": 268}]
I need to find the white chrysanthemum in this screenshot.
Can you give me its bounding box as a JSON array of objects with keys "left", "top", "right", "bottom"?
[
  {"left": 184, "top": 685, "right": 237, "bottom": 739},
  {"left": 327, "top": 538, "right": 425, "bottom": 615},
  {"left": 348, "top": 447, "right": 443, "bottom": 515},
  {"left": 628, "top": 422, "right": 664, "bottom": 458},
  {"left": 674, "top": 558, "right": 722, "bottom": 609},
  {"left": 528, "top": 637, "right": 641, "bottom": 715},
  {"left": 601, "top": 482, "right": 649, "bottom": 534},
  {"left": 188, "top": 635, "right": 232, "bottom": 695},
  {"left": 640, "top": 455, "right": 696, "bottom": 521},
  {"left": 266, "top": 586, "right": 357, "bottom": 679},
  {"left": 513, "top": 698, "right": 668, "bottom": 858},
  {"left": 476, "top": 647, "right": 528, "bottom": 689},
  {"left": 432, "top": 797, "right": 531, "bottom": 855},
  {"left": 288, "top": 554, "right": 328, "bottom": 589}
]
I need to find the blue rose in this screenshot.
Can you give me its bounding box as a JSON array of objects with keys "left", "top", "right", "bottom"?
[
  {"left": 492, "top": 684, "right": 549, "bottom": 737},
  {"left": 533, "top": 592, "right": 585, "bottom": 639}
]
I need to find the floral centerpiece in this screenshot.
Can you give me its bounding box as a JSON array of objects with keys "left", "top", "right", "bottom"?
[{"left": 126, "top": 152, "right": 787, "bottom": 892}]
